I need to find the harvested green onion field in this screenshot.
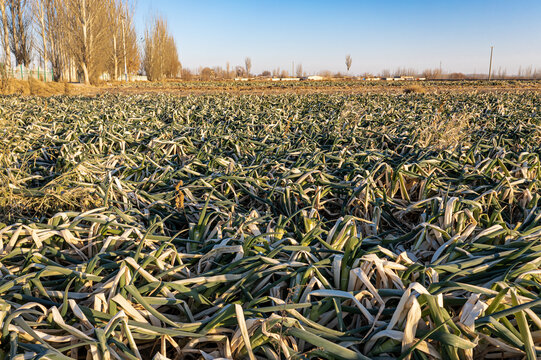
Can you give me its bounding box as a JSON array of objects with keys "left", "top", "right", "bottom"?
[{"left": 1, "top": 91, "right": 541, "bottom": 359}]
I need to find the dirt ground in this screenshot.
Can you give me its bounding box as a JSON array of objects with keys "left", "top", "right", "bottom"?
[{"left": 98, "top": 81, "right": 541, "bottom": 96}]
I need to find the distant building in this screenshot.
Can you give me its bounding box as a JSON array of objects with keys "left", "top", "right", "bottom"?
[
  {"left": 361, "top": 76, "right": 425, "bottom": 81},
  {"left": 307, "top": 75, "right": 324, "bottom": 81},
  {"left": 272, "top": 77, "right": 300, "bottom": 81},
  {"left": 100, "top": 73, "right": 148, "bottom": 82}
]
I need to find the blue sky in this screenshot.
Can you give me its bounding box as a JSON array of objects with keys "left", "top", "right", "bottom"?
[{"left": 134, "top": 0, "right": 541, "bottom": 75}]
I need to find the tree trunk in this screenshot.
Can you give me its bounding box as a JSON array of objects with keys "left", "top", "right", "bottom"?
[
  {"left": 9, "top": 2, "right": 20, "bottom": 65},
  {"left": 38, "top": 0, "right": 48, "bottom": 80},
  {"left": 16, "top": 1, "right": 29, "bottom": 66},
  {"left": 82, "top": 61, "right": 89, "bottom": 84},
  {"left": 113, "top": 33, "right": 117, "bottom": 80},
  {"left": 81, "top": 0, "right": 89, "bottom": 84},
  {"left": 121, "top": 15, "right": 127, "bottom": 81},
  {"left": 0, "top": 0, "right": 11, "bottom": 71}
]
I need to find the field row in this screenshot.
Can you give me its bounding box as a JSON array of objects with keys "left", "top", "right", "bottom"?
[
  {"left": 113, "top": 79, "right": 541, "bottom": 90},
  {"left": 0, "top": 93, "right": 540, "bottom": 359}
]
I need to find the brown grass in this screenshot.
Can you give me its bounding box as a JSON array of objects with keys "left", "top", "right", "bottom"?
[
  {"left": 417, "top": 114, "right": 471, "bottom": 150},
  {"left": 0, "top": 185, "right": 100, "bottom": 224},
  {"left": 0, "top": 78, "right": 78, "bottom": 96}
]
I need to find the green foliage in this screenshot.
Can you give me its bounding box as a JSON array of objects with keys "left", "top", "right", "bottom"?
[{"left": 0, "top": 92, "right": 540, "bottom": 359}]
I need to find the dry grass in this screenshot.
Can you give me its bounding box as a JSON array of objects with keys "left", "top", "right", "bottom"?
[
  {"left": 0, "top": 185, "right": 100, "bottom": 224},
  {"left": 417, "top": 114, "right": 471, "bottom": 150},
  {"left": 0, "top": 78, "right": 77, "bottom": 96}
]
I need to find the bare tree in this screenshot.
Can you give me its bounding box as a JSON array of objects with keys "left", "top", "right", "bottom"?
[
  {"left": 107, "top": 0, "right": 120, "bottom": 80},
  {"left": 181, "top": 68, "right": 192, "bottom": 80},
  {"left": 8, "top": 0, "right": 32, "bottom": 67},
  {"left": 421, "top": 68, "right": 442, "bottom": 80},
  {"left": 123, "top": 3, "right": 139, "bottom": 76},
  {"left": 104, "top": 0, "right": 138, "bottom": 81},
  {"left": 143, "top": 18, "right": 161, "bottom": 81},
  {"left": 392, "top": 67, "right": 417, "bottom": 77},
  {"left": 62, "top": 0, "right": 111, "bottom": 84},
  {"left": 163, "top": 34, "right": 180, "bottom": 78},
  {"left": 524, "top": 65, "right": 533, "bottom": 79},
  {"left": 0, "top": 0, "right": 11, "bottom": 70},
  {"left": 200, "top": 67, "right": 213, "bottom": 81},
  {"left": 144, "top": 16, "right": 180, "bottom": 81},
  {"left": 234, "top": 65, "right": 243, "bottom": 77},
  {"left": 319, "top": 70, "right": 332, "bottom": 78},
  {"left": 296, "top": 63, "right": 303, "bottom": 77},
  {"left": 244, "top": 57, "right": 251, "bottom": 77},
  {"left": 32, "top": 0, "right": 50, "bottom": 78},
  {"left": 114, "top": 0, "right": 138, "bottom": 78},
  {"left": 44, "top": 0, "right": 68, "bottom": 81},
  {"left": 3, "top": 0, "right": 138, "bottom": 83},
  {"left": 345, "top": 54, "right": 352, "bottom": 73}
]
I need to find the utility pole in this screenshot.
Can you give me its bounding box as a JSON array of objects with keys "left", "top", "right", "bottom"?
[{"left": 488, "top": 46, "right": 494, "bottom": 80}]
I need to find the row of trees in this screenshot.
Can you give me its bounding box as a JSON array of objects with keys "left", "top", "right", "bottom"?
[
  {"left": 235, "top": 53, "right": 539, "bottom": 80},
  {"left": 143, "top": 17, "right": 180, "bottom": 81},
  {"left": 194, "top": 55, "right": 351, "bottom": 80},
  {"left": 187, "top": 64, "right": 541, "bottom": 81},
  {"left": 0, "top": 0, "right": 180, "bottom": 84},
  {"left": 377, "top": 67, "right": 541, "bottom": 80},
  {"left": 217, "top": 54, "right": 539, "bottom": 80}
]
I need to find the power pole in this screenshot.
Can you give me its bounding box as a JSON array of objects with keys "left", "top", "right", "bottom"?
[{"left": 488, "top": 46, "right": 494, "bottom": 80}]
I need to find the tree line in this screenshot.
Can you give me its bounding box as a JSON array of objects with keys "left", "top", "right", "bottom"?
[
  {"left": 0, "top": 0, "right": 180, "bottom": 84},
  {"left": 191, "top": 54, "right": 541, "bottom": 81},
  {"left": 2, "top": 3, "right": 537, "bottom": 85}
]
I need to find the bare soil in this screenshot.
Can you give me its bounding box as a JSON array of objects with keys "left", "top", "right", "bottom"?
[{"left": 98, "top": 82, "right": 541, "bottom": 96}]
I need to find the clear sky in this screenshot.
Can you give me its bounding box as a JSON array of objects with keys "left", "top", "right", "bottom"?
[{"left": 134, "top": 0, "right": 541, "bottom": 75}]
